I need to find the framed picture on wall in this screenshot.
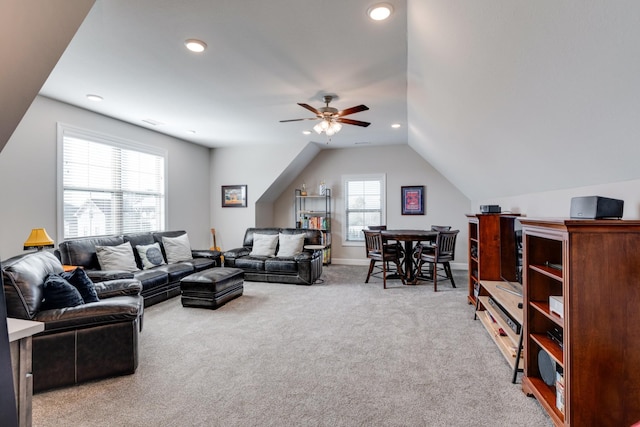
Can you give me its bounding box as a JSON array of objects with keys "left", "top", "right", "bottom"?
[
  {"left": 401, "top": 185, "right": 425, "bottom": 215},
  {"left": 222, "top": 185, "right": 247, "bottom": 208}
]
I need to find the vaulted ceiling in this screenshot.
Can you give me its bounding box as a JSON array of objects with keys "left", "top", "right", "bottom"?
[{"left": 6, "top": 1, "right": 640, "bottom": 201}]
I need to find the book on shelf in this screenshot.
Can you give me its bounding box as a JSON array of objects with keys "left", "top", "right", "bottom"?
[{"left": 300, "top": 216, "right": 327, "bottom": 230}]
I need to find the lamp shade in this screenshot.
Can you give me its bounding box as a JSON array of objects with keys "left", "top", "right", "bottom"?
[{"left": 23, "top": 228, "right": 54, "bottom": 250}]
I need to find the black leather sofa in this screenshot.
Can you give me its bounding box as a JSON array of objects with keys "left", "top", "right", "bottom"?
[
  {"left": 2, "top": 251, "right": 144, "bottom": 392},
  {"left": 57, "top": 230, "right": 221, "bottom": 306},
  {"left": 223, "top": 228, "right": 323, "bottom": 285}
]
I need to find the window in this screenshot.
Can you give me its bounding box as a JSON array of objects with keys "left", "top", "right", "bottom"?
[
  {"left": 343, "top": 174, "right": 386, "bottom": 243},
  {"left": 58, "top": 124, "right": 166, "bottom": 239}
]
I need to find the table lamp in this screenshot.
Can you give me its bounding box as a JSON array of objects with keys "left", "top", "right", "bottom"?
[{"left": 23, "top": 228, "right": 54, "bottom": 251}]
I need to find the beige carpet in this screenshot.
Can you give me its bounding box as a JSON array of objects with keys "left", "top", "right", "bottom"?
[{"left": 33, "top": 266, "right": 551, "bottom": 426}]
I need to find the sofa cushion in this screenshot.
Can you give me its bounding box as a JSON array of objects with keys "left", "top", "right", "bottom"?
[
  {"left": 96, "top": 242, "right": 139, "bottom": 272},
  {"left": 132, "top": 269, "right": 170, "bottom": 291},
  {"left": 249, "top": 233, "right": 279, "bottom": 257},
  {"left": 264, "top": 258, "right": 298, "bottom": 274},
  {"left": 41, "top": 274, "right": 85, "bottom": 310},
  {"left": 136, "top": 242, "right": 167, "bottom": 270},
  {"left": 61, "top": 268, "right": 100, "bottom": 303},
  {"left": 162, "top": 233, "right": 193, "bottom": 263},
  {"left": 276, "top": 233, "right": 305, "bottom": 257},
  {"left": 184, "top": 257, "right": 216, "bottom": 272},
  {"left": 58, "top": 235, "right": 125, "bottom": 270},
  {"left": 153, "top": 262, "right": 194, "bottom": 283},
  {"left": 234, "top": 257, "right": 266, "bottom": 271}
]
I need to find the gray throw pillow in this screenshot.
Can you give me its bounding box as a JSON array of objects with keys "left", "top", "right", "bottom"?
[
  {"left": 136, "top": 242, "right": 167, "bottom": 269},
  {"left": 162, "top": 233, "right": 193, "bottom": 263},
  {"left": 276, "top": 233, "right": 305, "bottom": 257},
  {"left": 96, "top": 242, "right": 139, "bottom": 272},
  {"left": 249, "top": 233, "right": 279, "bottom": 257}
]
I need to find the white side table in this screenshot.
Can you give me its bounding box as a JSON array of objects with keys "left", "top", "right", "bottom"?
[{"left": 7, "top": 318, "right": 44, "bottom": 427}]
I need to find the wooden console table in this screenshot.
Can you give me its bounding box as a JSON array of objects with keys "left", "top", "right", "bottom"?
[{"left": 8, "top": 318, "right": 44, "bottom": 427}]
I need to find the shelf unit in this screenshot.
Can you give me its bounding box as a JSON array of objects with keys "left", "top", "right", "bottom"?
[
  {"left": 295, "top": 188, "right": 331, "bottom": 264},
  {"left": 466, "top": 214, "right": 507, "bottom": 305},
  {"left": 520, "top": 218, "right": 640, "bottom": 427},
  {"left": 474, "top": 280, "right": 523, "bottom": 383}
]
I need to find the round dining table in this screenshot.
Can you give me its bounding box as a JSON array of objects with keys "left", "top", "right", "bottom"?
[{"left": 380, "top": 229, "right": 438, "bottom": 284}]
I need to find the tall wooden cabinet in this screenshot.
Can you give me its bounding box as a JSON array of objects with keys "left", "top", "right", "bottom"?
[
  {"left": 520, "top": 218, "right": 640, "bottom": 427},
  {"left": 295, "top": 188, "right": 331, "bottom": 264},
  {"left": 466, "top": 214, "right": 504, "bottom": 305}
]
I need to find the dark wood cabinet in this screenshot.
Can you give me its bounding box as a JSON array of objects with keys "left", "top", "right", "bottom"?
[
  {"left": 520, "top": 218, "right": 640, "bottom": 427},
  {"left": 466, "top": 214, "right": 503, "bottom": 305}
]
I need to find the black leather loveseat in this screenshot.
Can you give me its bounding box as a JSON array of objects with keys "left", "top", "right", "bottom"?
[
  {"left": 223, "top": 228, "right": 323, "bottom": 285},
  {"left": 57, "top": 230, "right": 221, "bottom": 306},
  {"left": 2, "top": 251, "right": 144, "bottom": 392}
]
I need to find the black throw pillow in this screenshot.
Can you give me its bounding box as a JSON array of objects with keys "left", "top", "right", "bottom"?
[
  {"left": 61, "top": 268, "right": 100, "bottom": 303},
  {"left": 41, "top": 274, "right": 85, "bottom": 310}
]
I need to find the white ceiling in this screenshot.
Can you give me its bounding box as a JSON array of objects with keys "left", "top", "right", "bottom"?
[
  {"left": 40, "top": 0, "right": 408, "bottom": 149},
  {"left": 36, "top": 0, "right": 640, "bottom": 201}
]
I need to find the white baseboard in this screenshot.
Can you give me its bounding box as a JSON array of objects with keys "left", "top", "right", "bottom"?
[{"left": 331, "top": 258, "right": 467, "bottom": 271}]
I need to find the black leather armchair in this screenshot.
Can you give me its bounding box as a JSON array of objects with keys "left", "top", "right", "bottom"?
[{"left": 2, "top": 251, "right": 143, "bottom": 392}]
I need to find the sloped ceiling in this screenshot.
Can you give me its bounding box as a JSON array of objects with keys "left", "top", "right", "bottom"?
[
  {"left": 9, "top": 1, "right": 640, "bottom": 202},
  {"left": 408, "top": 0, "right": 640, "bottom": 200},
  {"left": 0, "top": 0, "right": 94, "bottom": 151}
]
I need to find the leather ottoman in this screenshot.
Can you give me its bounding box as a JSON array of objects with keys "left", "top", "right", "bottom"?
[{"left": 180, "top": 267, "right": 244, "bottom": 309}]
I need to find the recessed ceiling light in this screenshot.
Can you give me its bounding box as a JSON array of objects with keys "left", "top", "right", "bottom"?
[
  {"left": 185, "top": 39, "right": 207, "bottom": 53},
  {"left": 391, "top": 123, "right": 401, "bottom": 128},
  {"left": 142, "top": 118, "right": 163, "bottom": 126},
  {"left": 302, "top": 130, "right": 312, "bottom": 135},
  {"left": 368, "top": 3, "right": 393, "bottom": 21},
  {"left": 86, "top": 94, "right": 103, "bottom": 102}
]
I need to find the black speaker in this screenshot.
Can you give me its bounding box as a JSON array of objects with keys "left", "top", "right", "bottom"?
[
  {"left": 538, "top": 349, "right": 556, "bottom": 386},
  {"left": 480, "top": 205, "right": 501, "bottom": 213},
  {"left": 570, "top": 196, "right": 623, "bottom": 219}
]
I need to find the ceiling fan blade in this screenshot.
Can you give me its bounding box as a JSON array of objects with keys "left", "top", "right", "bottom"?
[
  {"left": 280, "top": 117, "right": 318, "bottom": 122},
  {"left": 337, "top": 104, "right": 369, "bottom": 117},
  {"left": 298, "top": 103, "right": 321, "bottom": 115},
  {"left": 337, "top": 117, "right": 371, "bottom": 127}
]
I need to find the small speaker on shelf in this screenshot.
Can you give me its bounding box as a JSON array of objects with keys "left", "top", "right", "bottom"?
[
  {"left": 570, "top": 196, "right": 623, "bottom": 219},
  {"left": 538, "top": 349, "right": 556, "bottom": 386}
]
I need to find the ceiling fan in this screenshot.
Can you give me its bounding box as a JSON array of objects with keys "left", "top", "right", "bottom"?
[{"left": 280, "top": 95, "right": 370, "bottom": 136}]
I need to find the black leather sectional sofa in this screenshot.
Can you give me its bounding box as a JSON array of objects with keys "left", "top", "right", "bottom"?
[
  {"left": 57, "top": 230, "right": 221, "bottom": 306},
  {"left": 223, "top": 228, "right": 323, "bottom": 285}
]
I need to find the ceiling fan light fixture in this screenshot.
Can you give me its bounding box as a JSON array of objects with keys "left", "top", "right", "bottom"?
[
  {"left": 313, "top": 123, "right": 324, "bottom": 134},
  {"left": 368, "top": 3, "right": 393, "bottom": 21},
  {"left": 184, "top": 39, "right": 207, "bottom": 53}
]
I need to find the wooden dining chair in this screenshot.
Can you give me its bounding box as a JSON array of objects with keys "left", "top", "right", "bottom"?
[
  {"left": 412, "top": 225, "right": 451, "bottom": 260},
  {"left": 367, "top": 225, "right": 405, "bottom": 267},
  {"left": 414, "top": 230, "right": 459, "bottom": 291},
  {"left": 363, "top": 230, "right": 406, "bottom": 289}
]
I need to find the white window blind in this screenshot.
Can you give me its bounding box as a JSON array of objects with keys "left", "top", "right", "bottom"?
[
  {"left": 59, "top": 125, "right": 166, "bottom": 239},
  {"left": 344, "top": 174, "right": 385, "bottom": 242}
]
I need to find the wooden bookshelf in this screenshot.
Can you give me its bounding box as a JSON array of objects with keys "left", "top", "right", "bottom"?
[{"left": 520, "top": 218, "right": 640, "bottom": 426}]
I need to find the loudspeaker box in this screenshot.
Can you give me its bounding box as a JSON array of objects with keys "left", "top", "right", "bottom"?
[{"left": 570, "top": 196, "right": 624, "bottom": 219}]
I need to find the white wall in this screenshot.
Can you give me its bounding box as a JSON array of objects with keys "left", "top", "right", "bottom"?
[
  {"left": 474, "top": 179, "right": 640, "bottom": 219},
  {"left": 0, "top": 96, "right": 212, "bottom": 258},
  {"left": 272, "top": 145, "right": 471, "bottom": 266},
  {"left": 209, "top": 141, "right": 309, "bottom": 251}
]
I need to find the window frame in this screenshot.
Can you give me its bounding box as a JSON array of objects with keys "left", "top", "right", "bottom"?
[
  {"left": 57, "top": 123, "right": 168, "bottom": 240},
  {"left": 342, "top": 173, "right": 386, "bottom": 246}
]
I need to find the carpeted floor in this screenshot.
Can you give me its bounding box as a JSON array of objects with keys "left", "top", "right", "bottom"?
[{"left": 32, "top": 266, "right": 551, "bottom": 426}]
